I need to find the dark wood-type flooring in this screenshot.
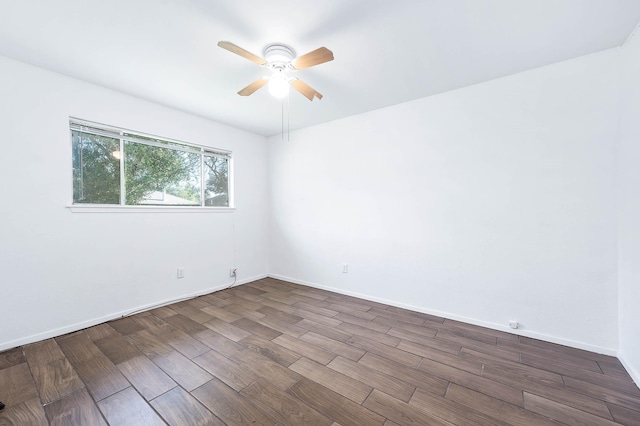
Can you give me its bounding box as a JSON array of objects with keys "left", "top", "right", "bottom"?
[{"left": 1, "top": 277, "right": 639, "bottom": 425}]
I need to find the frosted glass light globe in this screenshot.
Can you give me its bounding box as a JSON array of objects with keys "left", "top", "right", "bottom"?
[{"left": 268, "top": 74, "right": 290, "bottom": 98}]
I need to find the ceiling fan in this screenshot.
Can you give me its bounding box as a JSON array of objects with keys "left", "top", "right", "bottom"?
[{"left": 218, "top": 41, "right": 334, "bottom": 101}]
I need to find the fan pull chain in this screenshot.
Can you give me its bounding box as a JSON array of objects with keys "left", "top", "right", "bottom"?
[
  {"left": 281, "top": 94, "right": 291, "bottom": 141},
  {"left": 287, "top": 93, "right": 291, "bottom": 141}
]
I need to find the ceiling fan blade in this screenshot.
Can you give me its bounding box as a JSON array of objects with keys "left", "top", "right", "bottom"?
[
  {"left": 291, "top": 47, "right": 334, "bottom": 70},
  {"left": 291, "top": 79, "right": 323, "bottom": 101},
  {"left": 238, "top": 78, "right": 268, "bottom": 96},
  {"left": 218, "top": 41, "right": 267, "bottom": 65}
]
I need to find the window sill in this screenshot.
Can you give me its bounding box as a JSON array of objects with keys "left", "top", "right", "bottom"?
[{"left": 67, "top": 205, "right": 235, "bottom": 213}]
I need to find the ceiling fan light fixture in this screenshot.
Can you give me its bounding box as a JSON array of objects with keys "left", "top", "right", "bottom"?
[
  {"left": 268, "top": 71, "right": 290, "bottom": 98},
  {"left": 218, "top": 40, "right": 332, "bottom": 101}
]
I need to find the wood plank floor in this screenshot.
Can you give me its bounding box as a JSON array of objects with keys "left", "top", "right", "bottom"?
[{"left": 1, "top": 277, "right": 639, "bottom": 425}]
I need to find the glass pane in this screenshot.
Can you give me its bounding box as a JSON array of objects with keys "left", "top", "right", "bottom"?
[
  {"left": 124, "top": 141, "right": 201, "bottom": 206},
  {"left": 72, "top": 130, "right": 121, "bottom": 204},
  {"left": 204, "top": 155, "right": 229, "bottom": 206}
]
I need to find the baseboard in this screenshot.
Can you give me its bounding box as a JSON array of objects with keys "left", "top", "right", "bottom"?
[
  {"left": 0, "top": 273, "right": 267, "bottom": 352},
  {"left": 618, "top": 353, "right": 640, "bottom": 388},
  {"left": 268, "top": 274, "right": 618, "bottom": 357}
]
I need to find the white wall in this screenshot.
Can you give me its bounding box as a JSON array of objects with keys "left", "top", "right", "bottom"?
[
  {"left": 0, "top": 54, "right": 268, "bottom": 350},
  {"left": 617, "top": 27, "right": 640, "bottom": 384},
  {"left": 268, "top": 49, "right": 621, "bottom": 354}
]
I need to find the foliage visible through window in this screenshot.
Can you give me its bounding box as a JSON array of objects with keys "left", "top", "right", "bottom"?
[{"left": 71, "top": 120, "right": 230, "bottom": 207}]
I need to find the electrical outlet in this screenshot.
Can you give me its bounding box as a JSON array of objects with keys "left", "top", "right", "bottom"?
[
  {"left": 509, "top": 320, "right": 519, "bottom": 329},
  {"left": 342, "top": 263, "right": 348, "bottom": 273},
  {"left": 177, "top": 268, "right": 184, "bottom": 279},
  {"left": 230, "top": 268, "right": 237, "bottom": 277}
]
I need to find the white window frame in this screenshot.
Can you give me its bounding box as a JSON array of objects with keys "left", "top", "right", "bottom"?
[{"left": 68, "top": 118, "right": 234, "bottom": 213}]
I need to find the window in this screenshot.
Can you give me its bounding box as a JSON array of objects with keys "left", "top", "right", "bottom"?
[{"left": 70, "top": 119, "right": 231, "bottom": 208}]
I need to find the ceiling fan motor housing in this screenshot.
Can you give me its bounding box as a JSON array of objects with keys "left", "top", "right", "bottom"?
[{"left": 263, "top": 43, "right": 296, "bottom": 67}]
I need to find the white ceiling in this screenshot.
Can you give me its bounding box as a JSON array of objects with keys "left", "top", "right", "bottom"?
[{"left": 1, "top": 1, "right": 639, "bottom": 136}]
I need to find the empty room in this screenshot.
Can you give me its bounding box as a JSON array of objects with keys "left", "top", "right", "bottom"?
[{"left": 1, "top": 0, "right": 640, "bottom": 424}]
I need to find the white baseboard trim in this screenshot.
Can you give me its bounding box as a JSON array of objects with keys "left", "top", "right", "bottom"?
[
  {"left": 0, "top": 273, "right": 267, "bottom": 352},
  {"left": 268, "top": 274, "right": 618, "bottom": 357},
  {"left": 618, "top": 353, "right": 640, "bottom": 388}
]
